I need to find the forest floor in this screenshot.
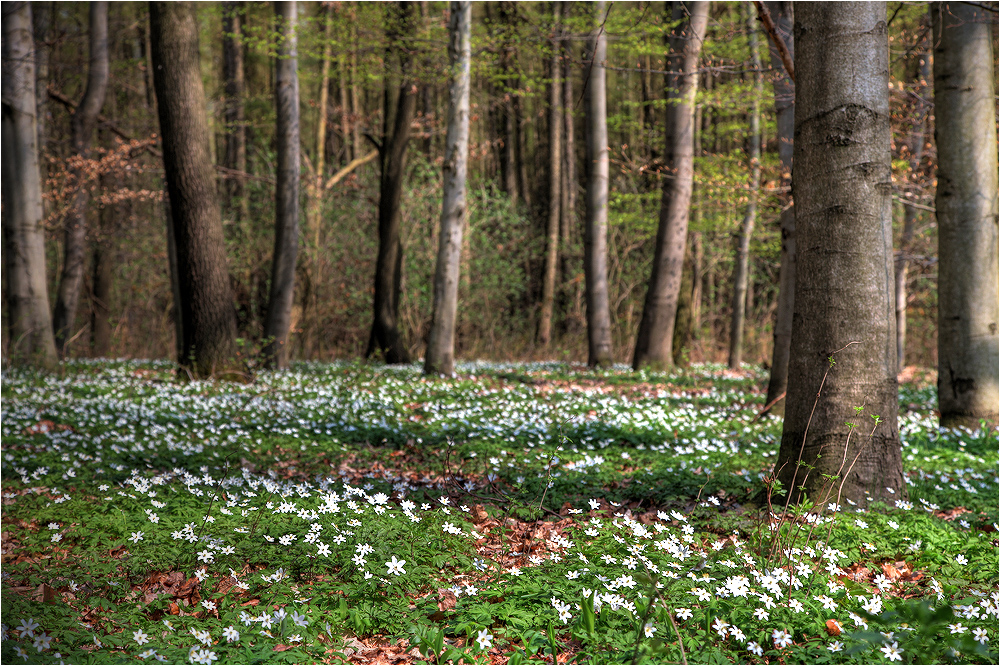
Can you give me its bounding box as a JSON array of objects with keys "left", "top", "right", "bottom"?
[{"left": 1, "top": 360, "right": 997, "bottom": 665}]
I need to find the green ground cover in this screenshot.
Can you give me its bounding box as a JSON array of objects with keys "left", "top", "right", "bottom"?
[{"left": 1, "top": 360, "right": 997, "bottom": 664}]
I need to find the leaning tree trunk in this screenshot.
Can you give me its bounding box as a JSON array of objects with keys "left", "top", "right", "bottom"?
[
  {"left": 728, "top": 3, "right": 763, "bottom": 370},
  {"left": 932, "top": 2, "right": 999, "bottom": 427},
  {"left": 1, "top": 1, "right": 58, "bottom": 369},
  {"left": 150, "top": 1, "right": 239, "bottom": 379},
  {"left": 537, "top": 1, "right": 562, "bottom": 348},
  {"left": 366, "top": 1, "right": 416, "bottom": 364},
  {"left": 425, "top": 1, "right": 471, "bottom": 377},
  {"left": 774, "top": 2, "right": 903, "bottom": 508},
  {"left": 52, "top": 1, "right": 109, "bottom": 357},
  {"left": 633, "top": 2, "right": 709, "bottom": 371},
  {"left": 222, "top": 1, "right": 247, "bottom": 221},
  {"left": 762, "top": 0, "right": 794, "bottom": 415},
  {"left": 583, "top": 0, "right": 613, "bottom": 367},
  {"left": 263, "top": 0, "right": 301, "bottom": 370}
]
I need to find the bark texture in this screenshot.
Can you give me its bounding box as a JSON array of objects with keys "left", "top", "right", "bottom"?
[
  {"left": 633, "top": 2, "right": 709, "bottom": 370},
  {"left": 775, "top": 2, "right": 903, "bottom": 507},
  {"left": 2, "top": 1, "right": 58, "bottom": 369},
  {"left": 583, "top": 0, "right": 613, "bottom": 367},
  {"left": 932, "top": 2, "right": 999, "bottom": 427},
  {"left": 150, "top": 1, "right": 239, "bottom": 378},
  {"left": 52, "top": 1, "right": 109, "bottom": 357},
  {"left": 263, "top": 0, "right": 301, "bottom": 370},
  {"left": 537, "top": 1, "right": 562, "bottom": 348},
  {"left": 425, "top": 1, "right": 471, "bottom": 377},
  {"left": 222, "top": 1, "right": 247, "bottom": 220}
]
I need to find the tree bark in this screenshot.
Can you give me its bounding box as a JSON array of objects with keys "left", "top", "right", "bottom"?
[
  {"left": 32, "top": 2, "right": 50, "bottom": 169},
  {"left": 150, "top": 1, "right": 239, "bottom": 378},
  {"left": 222, "top": 1, "right": 247, "bottom": 221},
  {"left": 728, "top": 3, "right": 762, "bottom": 370},
  {"left": 932, "top": 1, "right": 999, "bottom": 427},
  {"left": 425, "top": 1, "right": 471, "bottom": 377},
  {"left": 774, "top": 2, "right": 903, "bottom": 507},
  {"left": 366, "top": 1, "right": 416, "bottom": 364},
  {"left": 263, "top": 1, "right": 301, "bottom": 370},
  {"left": 497, "top": 2, "right": 519, "bottom": 202},
  {"left": 633, "top": 2, "right": 709, "bottom": 371},
  {"left": 537, "top": 2, "right": 562, "bottom": 347},
  {"left": 2, "top": 1, "right": 58, "bottom": 369},
  {"left": 52, "top": 1, "right": 109, "bottom": 357},
  {"left": 560, "top": 31, "right": 577, "bottom": 322},
  {"left": 763, "top": 0, "right": 794, "bottom": 415},
  {"left": 583, "top": 0, "right": 613, "bottom": 367}
]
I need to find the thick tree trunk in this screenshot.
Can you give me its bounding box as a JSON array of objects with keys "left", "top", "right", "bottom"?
[
  {"left": 366, "top": 1, "right": 416, "bottom": 364},
  {"left": 774, "top": 2, "right": 903, "bottom": 508},
  {"left": 728, "top": 4, "right": 762, "bottom": 370},
  {"left": 583, "top": 0, "right": 613, "bottom": 367},
  {"left": 932, "top": 2, "right": 999, "bottom": 427},
  {"left": 537, "top": 2, "right": 562, "bottom": 348},
  {"left": 763, "top": 0, "right": 794, "bottom": 415},
  {"left": 150, "top": 1, "right": 239, "bottom": 379},
  {"left": 222, "top": 1, "right": 247, "bottom": 221},
  {"left": 263, "top": 1, "right": 301, "bottom": 370},
  {"left": 52, "top": 2, "right": 109, "bottom": 357},
  {"left": 2, "top": 1, "right": 58, "bottom": 369},
  {"left": 425, "top": 1, "right": 471, "bottom": 376},
  {"left": 633, "top": 2, "right": 709, "bottom": 371}
]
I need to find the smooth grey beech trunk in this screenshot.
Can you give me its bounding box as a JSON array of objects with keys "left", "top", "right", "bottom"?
[
  {"left": 763, "top": 0, "right": 794, "bottom": 415},
  {"left": 263, "top": 0, "right": 301, "bottom": 370},
  {"left": 728, "top": 3, "right": 762, "bottom": 370},
  {"left": 537, "top": 1, "right": 562, "bottom": 348},
  {"left": 424, "top": 1, "right": 471, "bottom": 377},
  {"left": 583, "top": 0, "right": 613, "bottom": 367},
  {"left": 632, "top": 2, "right": 709, "bottom": 371},
  {"left": 150, "top": 1, "right": 239, "bottom": 379},
  {"left": 52, "top": 1, "right": 108, "bottom": 357},
  {"left": 774, "top": 2, "right": 903, "bottom": 508},
  {"left": 932, "top": 2, "right": 999, "bottom": 427},
  {"left": 2, "top": 1, "right": 58, "bottom": 369}
]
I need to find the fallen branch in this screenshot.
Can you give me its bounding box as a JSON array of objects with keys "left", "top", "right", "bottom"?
[{"left": 324, "top": 150, "right": 378, "bottom": 190}]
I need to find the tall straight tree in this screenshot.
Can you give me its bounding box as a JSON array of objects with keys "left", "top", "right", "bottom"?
[
  {"left": 263, "top": 0, "right": 300, "bottom": 369},
  {"left": 633, "top": 2, "right": 709, "bottom": 370},
  {"left": 52, "top": 1, "right": 109, "bottom": 357},
  {"left": 773, "top": 2, "right": 903, "bottom": 506},
  {"left": 762, "top": 0, "right": 794, "bottom": 414},
  {"left": 222, "top": 1, "right": 247, "bottom": 221},
  {"left": 537, "top": 1, "right": 562, "bottom": 347},
  {"left": 728, "top": 3, "right": 763, "bottom": 370},
  {"left": 425, "top": 0, "right": 471, "bottom": 377},
  {"left": 2, "top": 1, "right": 58, "bottom": 369},
  {"left": 583, "top": 0, "right": 613, "bottom": 367},
  {"left": 150, "top": 2, "right": 239, "bottom": 378},
  {"left": 932, "top": 2, "right": 999, "bottom": 427},
  {"left": 366, "top": 1, "right": 417, "bottom": 363}
]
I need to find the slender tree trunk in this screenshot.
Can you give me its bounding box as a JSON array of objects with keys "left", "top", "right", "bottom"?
[
  {"left": 90, "top": 207, "right": 114, "bottom": 358},
  {"left": 307, "top": 4, "right": 333, "bottom": 253},
  {"left": 425, "top": 1, "right": 471, "bottom": 376},
  {"left": 498, "top": 2, "right": 519, "bottom": 202},
  {"left": 633, "top": 2, "right": 709, "bottom": 371},
  {"left": 263, "top": 1, "right": 301, "bottom": 369},
  {"left": 583, "top": 0, "right": 613, "bottom": 367},
  {"left": 774, "top": 2, "right": 903, "bottom": 507},
  {"left": 32, "top": 2, "right": 50, "bottom": 169},
  {"left": 932, "top": 2, "right": 999, "bottom": 427},
  {"left": 763, "top": 0, "right": 794, "bottom": 414},
  {"left": 538, "top": 2, "right": 562, "bottom": 347},
  {"left": 222, "top": 1, "right": 247, "bottom": 220},
  {"left": 560, "top": 32, "right": 577, "bottom": 321},
  {"left": 2, "top": 1, "right": 58, "bottom": 369},
  {"left": 150, "top": 1, "right": 239, "bottom": 378},
  {"left": 366, "top": 1, "right": 416, "bottom": 364},
  {"left": 728, "top": 3, "right": 762, "bottom": 370},
  {"left": 52, "top": 2, "right": 109, "bottom": 357}
]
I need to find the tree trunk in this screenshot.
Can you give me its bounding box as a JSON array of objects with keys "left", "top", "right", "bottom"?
[
  {"left": 150, "top": 1, "right": 239, "bottom": 379},
  {"left": 222, "top": 1, "right": 247, "bottom": 220},
  {"left": 32, "top": 2, "right": 50, "bottom": 169},
  {"left": 2, "top": 1, "right": 58, "bottom": 369},
  {"left": 497, "top": 2, "right": 519, "bottom": 202},
  {"left": 537, "top": 2, "right": 562, "bottom": 347},
  {"left": 932, "top": 2, "right": 999, "bottom": 427},
  {"left": 728, "top": 3, "right": 762, "bottom": 370},
  {"left": 425, "top": 1, "right": 471, "bottom": 376},
  {"left": 633, "top": 2, "right": 709, "bottom": 371},
  {"left": 366, "top": 1, "right": 416, "bottom": 364},
  {"left": 560, "top": 32, "right": 577, "bottom": 322},
  {"left": 763, "top": 0, "right": 794, "bottom": 415},
  {"left": 774, "top": 2, "right": 903, "bottom": 507},
  {"left": 90, "top": 239, "right": 113, "bottom": 357},
  {"left": 583, "top": 0, "right": 613, "bottom": 367},
  {"left": 307, "top": 4, "right": 333, "bottom": 257},
  {"left": 52, "top": 2, "right": 109, "bottom": 357},
  {"left": 263, "top": 1, "right": 301, "bottom": 370}
]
